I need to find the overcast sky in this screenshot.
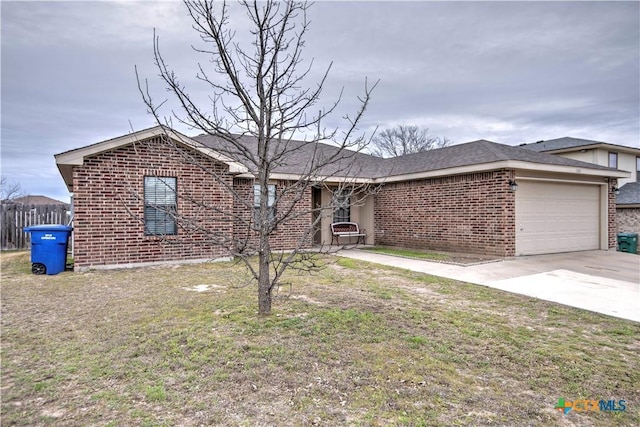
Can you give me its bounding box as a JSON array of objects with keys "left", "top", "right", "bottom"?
[{"left": 2, "top": 0, "right": 639, "bottom": 202}]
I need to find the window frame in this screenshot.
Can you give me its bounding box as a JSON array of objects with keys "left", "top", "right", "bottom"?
[
  {"left": 253, "top": 184, "right": 276, "bottom": 229},
  {"left": 608, "top": 152, "right": 618, "bottom": 169},
  {"left": 144, "top": 176, "right": 178, "bottom": 236},
  {"left": 332, "top": 189, "right": 351, "bottom": 223}
]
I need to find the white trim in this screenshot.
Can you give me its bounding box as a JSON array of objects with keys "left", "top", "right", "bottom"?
[
  {"left": 270, "top": 173, "right": 372, "bottom": 184},
  {"left": 515, "top": 176, "right": 607, "bottom": 186},
  {"left": 166, "top": 129, "right": 247, "bottom": 173},
  {"left": 235, "top": 172, "right": 372, "bottom": 184},
  {"left": 55, "top": 126, "right": 248, "bottom": 172},
  {"left": 543, "top": 144, "right": 640, "bottom": 156},
  {"left": 228, "top": 162, "right": 627, "bottom": 184},
  {"left": 376, "top": 160, "right": 628, "bottom": 184}
]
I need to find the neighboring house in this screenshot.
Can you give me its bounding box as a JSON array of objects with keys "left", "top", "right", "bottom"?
[
  {"left": 520, "top": 137, "right": 640, "bottom": 185},
  {"left": 520, "top": 137, "right": 640, "bottom": 235},
  {"left": 615, "top": 182, "right": 640, "bottom": 235},
  {"left": 12, "top": 195, "right": 69, "bottom": 207},
  {"left": 55, "top": 126, "right": 628, "bottom": 270},
  {"left": 1, "top": 195, "right": 71, "bottom": 250}
]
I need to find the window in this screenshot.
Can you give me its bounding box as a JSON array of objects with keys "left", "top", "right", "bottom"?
[
  {"left": 637, "top": 157, "right": 640, "bottom": 182},
  {"left": 332, "top": 190, "right": 350, "bottom": 223},
  {"left": 253, "top": 184, "right": 276, "bottom": 228},
  {"left": 144, "top": 177, "right": 177, "bottom": 235},
  {"left": 608, "top": 152, "right": 618, "bottom": 169}
]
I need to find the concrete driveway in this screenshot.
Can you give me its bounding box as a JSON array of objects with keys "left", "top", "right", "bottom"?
[{"left": 337, "top": 249, "right": 640, "bottom": 322}]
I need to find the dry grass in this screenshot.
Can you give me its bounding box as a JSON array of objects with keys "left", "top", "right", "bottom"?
[
  {"left": 1, "top": 251, "right": 638, "bottom": 426},
  {"left": 359, "top": 246, "right": 499, "bottom": 265}
]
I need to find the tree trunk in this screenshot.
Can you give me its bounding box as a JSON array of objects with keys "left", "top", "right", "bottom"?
[
  {"left": 140, "top": 0, "right": 377, "bottom": 316},
  {"left": 257, "top": 239, "right": 272, "bottom": 315}
]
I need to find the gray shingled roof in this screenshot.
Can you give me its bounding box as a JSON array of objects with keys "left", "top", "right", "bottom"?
[
  {"left": 194, "top": 134, "right": 615, "bottom": 178},
  {"left": 378, "top": 139, "right": 613, "bottom": 177},
  {"left": 193, "top": 133, "right": 386, "bottom": 178},
  {"left": 617, "top": 182, "right": 640, "bottom": 205},
  {"left": 520, "top": 137, "right": 609, "bottom": 152},
  {"left": 11, "top": 195, "right": 68, "bottom": 206}
]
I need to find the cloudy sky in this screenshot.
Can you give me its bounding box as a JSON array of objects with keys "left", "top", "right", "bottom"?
[{"left": 2, "top": 0, "right": 639, "bottom": 202}]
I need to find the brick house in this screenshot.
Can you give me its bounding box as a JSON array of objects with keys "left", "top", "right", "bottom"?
[{"left": 55, "top": 126, "right": 628, "bottom": 270}]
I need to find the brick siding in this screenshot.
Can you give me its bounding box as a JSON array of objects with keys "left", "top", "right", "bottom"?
[
  {"left": 617, "top": 207, "right": 640, "bottom": 235},
  {"left": 72, "top": 137, "right": 235, "bottom": 268},
  {"left": 233, "top": 179, "right": 313, "bottom": 252},
  {"left": 374, "top": 170, "right": 516, "bottom": 257},
  {"left": 608, "top": 182, "right": 618, "bottom": 249}
]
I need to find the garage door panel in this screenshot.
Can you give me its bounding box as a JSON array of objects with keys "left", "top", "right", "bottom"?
[{"left": 515, "top": 181, "right": 600, "bottom": 255}]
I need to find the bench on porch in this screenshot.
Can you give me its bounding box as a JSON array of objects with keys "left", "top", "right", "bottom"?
[{"left": 330, "top": 222, "right": 366, "bottom": 245}]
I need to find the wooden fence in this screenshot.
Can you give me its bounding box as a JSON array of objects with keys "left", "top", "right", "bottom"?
[{"left": 1, "top": 203, "right": 71, "bottom": 250}]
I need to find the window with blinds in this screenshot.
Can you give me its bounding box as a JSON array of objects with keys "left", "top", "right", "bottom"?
[
  {"left": 144, "top": 176, "right": 177, "bottom": 235},
  {"left": 253, "top": 184, "right": 276, "bottom": 229},
  {"left": 333, "top": 189, "right": 350, "bottom": 223}
]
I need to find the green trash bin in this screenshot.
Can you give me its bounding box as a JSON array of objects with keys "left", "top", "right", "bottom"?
[{"left": 617, "top": 232, "right": 638, "bottom": 254}]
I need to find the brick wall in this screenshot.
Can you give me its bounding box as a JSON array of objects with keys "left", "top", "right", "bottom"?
[
  {"left": 374, "top": 170, "right": 516, "bottom": 256},
  {"left": 233, "top": 179, "right": 313, "bottom": 253},
  {"left": 617, "top": 207, "right": 640, "bottom": 235},
  {"left": 72, "top": 137, "right": 235, "bottom": 268},
  {"left": 608, "top": 182, "right": 618, "bottom": 249}
]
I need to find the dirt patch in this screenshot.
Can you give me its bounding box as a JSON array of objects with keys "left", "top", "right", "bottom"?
[
  {"left": 360, "top": 246, "right": 502, "bottom": 266},
  {"left": 435, "top": 250, "right": 503, "bottom": 266}
]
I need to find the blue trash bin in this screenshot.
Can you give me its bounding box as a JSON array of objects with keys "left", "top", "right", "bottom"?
[{"left": 23, "top": 225, "right": 73, "bottom": 275}]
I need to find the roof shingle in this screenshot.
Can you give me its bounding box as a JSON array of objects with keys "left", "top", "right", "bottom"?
[
  {"left": 617, "top": 182, "right": 640, "bottom": 205},
  {"left": 194, "top": 134, "right": 615, "bottom": 178},
  {"left": 520, "top": 137, "right": 613, "bottom": 152}
]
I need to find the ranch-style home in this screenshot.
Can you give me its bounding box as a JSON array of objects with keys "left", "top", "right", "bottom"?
[{"left": 55, "top": 126, "right": 629, "bottom": 270}]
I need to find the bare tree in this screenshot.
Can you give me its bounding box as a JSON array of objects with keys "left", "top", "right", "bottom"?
[
  {"left": 0, "top": 176, "right": 25, "bottom": 202},
  {"left": 136, "top": 0, "right": 377, "bottom": 315},
  {"left": 370, "top": 124, "right": 450, "bottom": 158}
]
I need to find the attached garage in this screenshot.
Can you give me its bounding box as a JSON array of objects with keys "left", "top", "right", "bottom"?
[{"left": 515, "top": 180, "right": 603, "bottom": 255}]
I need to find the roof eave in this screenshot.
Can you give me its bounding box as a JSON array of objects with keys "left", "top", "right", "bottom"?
[
  {"left": 54, "top": 126, "right": 249, "bottom": 189},
  {"left": 373, "top": 160, "right": 629, "bottom": 183},
  {"left": 235, "top": 172, "right": 373, "bottom": 184},
  {"left": 540, "top": 143, "right": 640, "bottom": 155}
]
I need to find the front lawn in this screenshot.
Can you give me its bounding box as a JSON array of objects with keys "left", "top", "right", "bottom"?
[
  {"left": 1, "top": 251, "right": 638, "bottom": 426},
  {"left": 359, "top": 246, "right": 499, "bottom": 265}
]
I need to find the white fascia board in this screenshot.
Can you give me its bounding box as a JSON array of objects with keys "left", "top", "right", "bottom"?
[
  {"left": 234, "top": 172, "right": 372, "bottom": 184},
  {"left": 165, "top": 129, "right": 248, "bottom": 173},
  {"left": 54, "top": 125, "right": 249, "bottom": 174},
  {"left": 269, "top": 173, "right": 372, "bottom": 184},
  {"left": 237, "top": 161, "right": 628, "bottom": 184},
  {"left": 505, "top": 160, "right": 629, "bottom": 178},
  {"left": 55, "top": 126, "right": 167, "bottom": 165},
  {"left": 548, "top": 144, "right": 640, "bottom": 156},
  {"left": 515, "top": 176, "right": 607, "bottom": 186},
  {"left": 373, "top": 160, "right": 629, "bottom": 184}
]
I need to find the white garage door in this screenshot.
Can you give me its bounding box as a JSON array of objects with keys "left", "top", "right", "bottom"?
[{"left": 515, "top": 181, "right": 601, "bottom": 255}]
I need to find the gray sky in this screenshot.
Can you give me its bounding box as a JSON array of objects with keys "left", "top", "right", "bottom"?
[{"left": 2, "top": 1, "right": 639, "bottom": 202}]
